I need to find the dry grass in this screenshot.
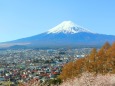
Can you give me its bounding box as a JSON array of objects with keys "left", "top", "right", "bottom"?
[
  {"left": 60, "top": 72, "right": 115, "bottom": 86},
  {"left": 19, "top": 73, "right": 115, "bottom": 86}
]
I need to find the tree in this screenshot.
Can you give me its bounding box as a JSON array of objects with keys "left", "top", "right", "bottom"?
[
  {"left": 106, "top": 42, "right": 115, "bottom": 73},
  {"left": 101, "top": 42, "right": 111, "bottom": 51},
  {"left": 97, "top": 42, "right": 111, "bottom": 74}
]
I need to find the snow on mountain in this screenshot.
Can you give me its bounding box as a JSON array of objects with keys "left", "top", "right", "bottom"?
[
  {"left": 1, "top": 20, "right": 115, "bottom": 48},
  {"left": 47, "top": 21, "right": 92, "bottom": 34}
]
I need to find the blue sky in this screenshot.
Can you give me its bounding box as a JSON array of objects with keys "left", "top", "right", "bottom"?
[{"left": 0, "top": 0, "right": 115, "bottom": 42}]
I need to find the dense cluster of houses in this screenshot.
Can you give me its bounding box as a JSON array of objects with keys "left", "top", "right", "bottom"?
[{"left": 0, "top": 48, "right": 91, "bottom": 85}]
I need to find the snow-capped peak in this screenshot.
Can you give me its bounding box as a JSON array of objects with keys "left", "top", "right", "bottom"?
[{"left": 47, "top": 21, "right": 92, "bottom": 34}]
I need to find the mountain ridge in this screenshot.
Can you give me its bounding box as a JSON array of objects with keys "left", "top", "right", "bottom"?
[{"left": 0, "top": 21, "right": 115, "bottom": 48}]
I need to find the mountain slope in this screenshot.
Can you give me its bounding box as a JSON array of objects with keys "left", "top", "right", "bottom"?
[
  {"left": 1, "top": 21, "right": 115, "bottom": 48},
  {"left": 47, "top": 21, "right": 92, "bottom": 34}
]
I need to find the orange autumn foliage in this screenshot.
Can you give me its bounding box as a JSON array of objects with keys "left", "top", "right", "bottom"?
[{"left": 59, "top": 42, "right": 115, "bottom": 80}]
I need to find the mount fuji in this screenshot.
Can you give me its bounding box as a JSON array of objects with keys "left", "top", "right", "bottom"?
[
  {"left": 47, "top": 21, "right": 92, "bottom": 34},
  {"left": 1, "top": 21, "right": 115, "bottom": 48}
]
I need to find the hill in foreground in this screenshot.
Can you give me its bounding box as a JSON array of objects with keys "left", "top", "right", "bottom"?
[{"left": 59, "top": 42, "right": 115, "bottom": 86}]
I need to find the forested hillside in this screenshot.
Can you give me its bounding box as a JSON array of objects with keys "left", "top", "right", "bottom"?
[{"left": 59, "top": 42, "right": 115, "bottom": 80}]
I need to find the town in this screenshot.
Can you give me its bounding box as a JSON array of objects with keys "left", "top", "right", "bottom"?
[{"left": 0, "top": 48, "right": 91, "bottom": 85}]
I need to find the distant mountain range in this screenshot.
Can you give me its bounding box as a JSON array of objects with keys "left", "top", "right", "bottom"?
[{"left": 1, "top": 21, "right": 115, "bottom": 48}]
